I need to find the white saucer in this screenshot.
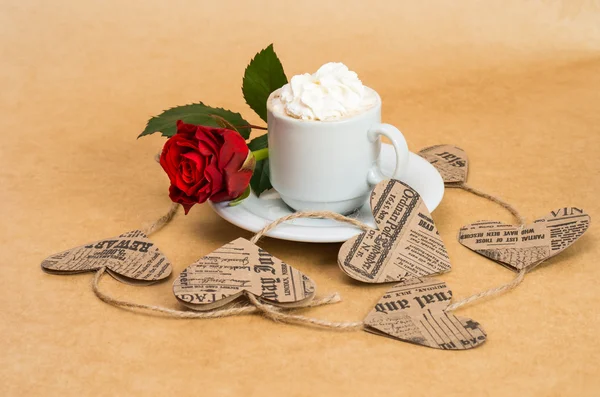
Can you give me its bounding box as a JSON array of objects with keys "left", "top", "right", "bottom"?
[{"left": 209, "top": 144, "right": 444, "bottom": 243}]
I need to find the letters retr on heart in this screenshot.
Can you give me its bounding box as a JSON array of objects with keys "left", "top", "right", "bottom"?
[
  {"left": 173, "top": 238, "right": 316, "bottom": 311},
  {"left": 41, "top": 230, "right": 172, "bottom": 284},
  {"left": 338, "top": 179, "right": 451, "bottom": 283}
]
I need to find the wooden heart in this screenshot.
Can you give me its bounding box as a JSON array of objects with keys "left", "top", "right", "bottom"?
[
  {"left": 173, "top": 238, "right": 316, "bottom": 311},
  {"left": 41, "top": 230, "right": 172, "bottom": 284},
  {"left": 338, "top": 179, "right": 451, "bottom": 283},
  {"left": 458, "top": 207, "right": 591, "bottom": 271},
  {"left": 418, "top": 144, "right": 468, "bottom": 184},
  {"left": 364, "top": 278, "right": 486, "bottom": 350}
]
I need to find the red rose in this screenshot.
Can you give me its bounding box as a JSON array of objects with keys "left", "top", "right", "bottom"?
[{"left": 160, "top": 120, "right": 253, "bottom": 214}]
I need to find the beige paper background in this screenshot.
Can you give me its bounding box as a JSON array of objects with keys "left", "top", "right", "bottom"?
[{"left": 2, "top": 1, "right": 599, "bottom": 395}]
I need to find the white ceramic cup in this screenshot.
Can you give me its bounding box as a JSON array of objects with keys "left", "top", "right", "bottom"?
[{"left": 267, "top": 86, "right": 409, "bottom": 214}]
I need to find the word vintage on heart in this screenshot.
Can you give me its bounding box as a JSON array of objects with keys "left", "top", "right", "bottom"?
[
  {"left": 458, "top": 207, "right": 591, "bottom": 271},
  {"left": 173, "top": 238, "right": 316, "bottom": 310},
  {"left": 41, "top": 230, "right": 172, "bottom": 284},
  {"left": 364, "top": 277, "right": 486, "bottom": 350},
  {"left": 338, "top": 179, "right": 451, "bottom": 283}
]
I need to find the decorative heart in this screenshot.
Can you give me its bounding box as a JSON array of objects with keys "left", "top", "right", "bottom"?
[
  {"left": 41, "top": 230, "right": 172, "bottom": 284},
  {"left": 338, "top": 179, "right": 451, "bottom": 283},
  {"left": 418, "top": 144, "right": 468, "bottom": 185},
  {"left": 364, "top": 277, "right": 486, "bottom": 350},
  {"left": 458, "top": 207, "right": 591, "bottom": 271},
  {"left": 173, "top": 238, "right": 316, "bottom": 311}
]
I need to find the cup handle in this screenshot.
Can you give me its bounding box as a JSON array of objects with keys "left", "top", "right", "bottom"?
[{"left": 367, "top": 123, "right": 409, "bottom": 186}]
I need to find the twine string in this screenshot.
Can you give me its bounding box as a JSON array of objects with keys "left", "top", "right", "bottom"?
[
  {"left": 446, "top": 269, "right": 526, "bottom": 311},
  {"left": 246, "top": 293, "right": 364, "bottom": 330},
  {"left": 142, "top": 202, "right": 180, "bottom": 236},
  {"left": 446, "top": 260, "right": 548, "bottom": 311},
  {"left": 247, "top": 208, "right": 535, "bottom": 320},
  {"left": 94, "top": 195, "right": 345, "bottom": 321},
  {"left": 92, "top": 267, "right": 343, "bottom": 318},
  {"left": 451, "top": 182, "right": 526, "bottom": 225},
  {"left": 250, "top": 210, "right": 371, "bottom": 244},
  {"left": 101, "top": 176, "right": 532, "bottom": 326},
  {"left": 143, "top": 152, "right": 179, "bottom": 236},
  {"left": 443, "top": 190, "right": 527, "bottom": 311},
  {"left": 247, "top": 210, "right": 372, "bottom": 330}
]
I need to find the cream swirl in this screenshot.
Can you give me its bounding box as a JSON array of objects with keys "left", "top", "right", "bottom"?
[{"left": 277, "top": 62, "right": 371, "bottom": 121}]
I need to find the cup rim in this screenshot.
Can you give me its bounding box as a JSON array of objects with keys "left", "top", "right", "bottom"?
[{"left": 266, "top": 86, "right": 382, "bottom": 125}]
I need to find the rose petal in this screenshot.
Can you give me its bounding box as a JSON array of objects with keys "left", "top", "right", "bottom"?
[
  {"left": 198, "top": 141, "right": 217, "bottom": 157},
  {"left": 160, "top": 136, "right": 189, "bottom": 184},
  {"left": 204, "top": 156, "right": 224, "bottom": 195},
  {"left": 180, "top": 160, "right": 194, "bottom": 184},
  {"left": 209, "top": 191, "right": 230, "bottom": 202},
  {"left": 176, "top": 120, "right": 199, "bottom": 138},
  {"left": 176, "top": 139, "right": 200, "bottom": 152},
  {"left": 196, "top": 126, "right": 222, "bottom": 156},
  {"left": 181, "top": 151, "right": 206, "bottom": 176},
  {"left": 169, "top": 184, "right": 197, "bottom": 215},
  {"left": 218, "top": 129, "right": 249, "bottom": 171},
  {"left": 211, "top": 169, "right": 253, "bottom": 202},
  {"left": 164, "top": 123, "right": 253, "bottom": 210},
  {"left": 196, "top": 182, "right": 212, "bottom": 203},
  {"left": 226, "top": 168, "right": 253, "bottom": 198}
]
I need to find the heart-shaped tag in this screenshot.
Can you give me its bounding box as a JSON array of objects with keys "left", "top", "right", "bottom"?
[
  {"left": 458, "top": 207, "right": 591, "bottom": 271},
  {"left": 364, "top": 278, "right": 486, "bottom": 350},
  {"left": 418, "top": 144, "right": 468, "bottom": 185},
  {"left": 173, "top": 238, "right": 316, "bottom": 311},
  {"left": 338, "top": 179, "right": 451, "bottom": 283},
  {"left": 41, "top": 230, "right": 172, "bottom": 284}
]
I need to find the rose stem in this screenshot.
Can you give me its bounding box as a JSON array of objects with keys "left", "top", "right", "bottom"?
[
  {"left": 252, "top": 148, "right": 269, "bottom": 162},
  {"left": 237, "top": 124, "right": 268, "bottom": 131}
]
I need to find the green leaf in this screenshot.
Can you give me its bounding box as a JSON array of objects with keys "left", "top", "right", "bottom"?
[
  {"left": 250, "top": 158, "right": 272, "bottom": 197},
  {"left": 247, "top": 134, "right": 268, "bottom": 151},
  {"left": 228, "top": 186, "right": 251, "bottom": 207},
  {"left": 208, "top": 114, "right": 238, "bottom": 132},
  {"left": 139, "top": 103, "right": 251, "bottom": 139},
  {"left": 242, "top": 44, "right": 288, "bottom": 122}
]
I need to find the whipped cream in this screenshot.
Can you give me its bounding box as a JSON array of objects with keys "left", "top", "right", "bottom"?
[{"left": 273, "top": 62, "right": 376, "bottom": 121}]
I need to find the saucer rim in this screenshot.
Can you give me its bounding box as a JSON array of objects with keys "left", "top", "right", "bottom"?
[{"left": 209, "top": 144, "right": 444, "bottom": 243}]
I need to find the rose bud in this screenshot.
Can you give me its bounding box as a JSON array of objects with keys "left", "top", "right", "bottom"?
[{"left": 159, "top": 120, "right": 254, "bottom": 214}]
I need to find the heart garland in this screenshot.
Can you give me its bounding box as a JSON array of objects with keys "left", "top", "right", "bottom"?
[
  {"left": 173, "top": 237, "right": 316, "bottom": 310},
  {"left": 458, "top": 207, "right": 590, "bottom": 271},
  {"left": 338, "top": 179, "right": 451, "bottom": 283},
  {"left": 364, "top": 278, "right": 486, "bottom": 350},
  {"left": 42, "top": 206, "right": 341, "bottom": 321},
  {"left": 40, "top": 146, "right": 592, "bottom": 352},
  {"left": 41, "top": 229, "right": 172, "bottom": 284}
]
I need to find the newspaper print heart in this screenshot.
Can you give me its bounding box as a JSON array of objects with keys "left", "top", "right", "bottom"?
[
  {"left": 338, "top": 179, "right": 451, "bottom": 283},
  {"left": 418, "top": 144, "right": 468, "bottom": 185},
  {"left": 458, "top": 207, "right": 590, "bottom": 271},
  {"left": 41, "top": 230, "right": 172, "bottom": 284},
  {"left": 173, "top": 238, "right": 316, "bottom": 311},
  {"left": 364, "top": 277, "right": 486, "bottom": 350}
]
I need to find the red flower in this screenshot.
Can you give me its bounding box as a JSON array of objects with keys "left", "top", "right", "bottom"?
[{"left": 160, "top": 120, "right": 253, "bottom": 214}]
